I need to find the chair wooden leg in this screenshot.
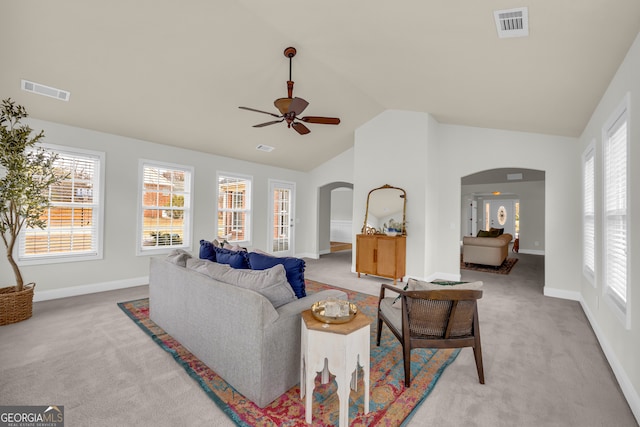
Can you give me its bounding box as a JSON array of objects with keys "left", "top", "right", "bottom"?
[
  {"left": 376, "top": 317, "right": 383, "bottom": 346},
  {"left": 473, "top": 338, "right": 485, "bottom": 384},
  {"left": 403, "top": 345, "right": 411, "bottom": 387}
]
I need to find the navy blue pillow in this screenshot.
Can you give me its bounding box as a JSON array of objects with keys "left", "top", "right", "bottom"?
[
  {"left": 199, "top": 240, "right": 216, "bottom": 262},
  {"left": 247, "top": 252, "right": 306, "bottom": 298},
  {"left": 213, "top": 246, "right": 249, "bottom": 269}
]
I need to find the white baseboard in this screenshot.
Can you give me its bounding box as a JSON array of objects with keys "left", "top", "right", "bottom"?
[
  {"left": 543, "top": 286, "right": 581, "bottom": 301},
  {"left": 33, "top": 276, "right": 148, "bottom": 302},
  {"left": 518, "top": 249, "right": 545, "bottom": 255},
  {"left": 297, "top": 252, "right": 320, "bottom": 259},
  {"left": 579, "top": 297, "right": 640, "bottom": 425}
]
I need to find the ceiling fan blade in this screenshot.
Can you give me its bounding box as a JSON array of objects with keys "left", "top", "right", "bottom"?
[
  {"left": 288, "top": 97, "right": 309, "bottom": 115},
  {"left": 300, "top": 116, "right": 341, "bottom": 125},
  {"left": 253, "top": 119, "right": 284, "bottom": 128},
  {"left": 292, "top": 122, "right": 311, "bottom": 135},
  {"left": 239, "top": 106, "right": 281, "bottom": 118}
]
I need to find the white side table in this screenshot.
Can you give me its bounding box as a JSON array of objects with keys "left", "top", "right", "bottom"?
[{"left": 300, "top": 309, "right": 372, "bottom": 427}]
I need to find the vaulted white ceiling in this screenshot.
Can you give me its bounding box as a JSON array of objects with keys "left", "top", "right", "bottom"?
[{"left": 2, "top": 1, "right": 639, "bottom": 171}]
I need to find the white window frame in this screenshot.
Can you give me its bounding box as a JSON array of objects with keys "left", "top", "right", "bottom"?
[
  {"left": 601, "top": 93, "right": 630, "bottom": 329},
  {"left": 582, "top": 140, "right": 596, "bottom": 286},
  {"left": 137, "top": 160, "right": 193, "bottom": 255},
  {"left": 216, "top": 172, "right": 252, "bottom": 245},
  {"left": 18, "top": 144, "right": 105, "bottom": 265}
]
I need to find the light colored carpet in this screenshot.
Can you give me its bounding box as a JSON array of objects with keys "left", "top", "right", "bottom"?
[{"left": 0, "top": 251, "right": 636, "bottom": 426}]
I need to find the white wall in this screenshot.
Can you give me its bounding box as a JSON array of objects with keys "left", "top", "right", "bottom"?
[
  {"left": 350, "top": 110, "right": 579, "bottom": 287},
  {"left": 435, "top": 124, "right": 580, "bottom": 293},
  {"left": 578, "top": 32, "right": 640, "bottom": 421},
  {"left": 330, "top": 188, "right": 353, "bottom": 243},
  {"left": 330, "top": 188, "right": 353, "bottom": 220},
  {"left": 307, "top": 148, "right": 355, "bottom": 257},
  {"left": 354, "top": 110, "right": 431, "bottom": 280},
  {"left": 1, "top": 119, "right": 310, "bottom": 298}
]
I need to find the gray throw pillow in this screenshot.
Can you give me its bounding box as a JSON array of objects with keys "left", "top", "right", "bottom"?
[
  {"left": 186, "top": 258, "right": 210, "bottom": 270},
  {"left": 188, "top": 259, "right": 296, "bottom": 308},
  {"left": 165, "top": 249, "right": 192, "bottom": 267}
]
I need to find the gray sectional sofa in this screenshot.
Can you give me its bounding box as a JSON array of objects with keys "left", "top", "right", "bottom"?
[{"left": 148, "top": 254, "right": 346, "bottom": 408}]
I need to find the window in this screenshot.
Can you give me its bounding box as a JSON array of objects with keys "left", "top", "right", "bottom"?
[
  {"left": 138, "top": 161, "right": 192, "bottom": 253},
  {"left": 217, "top": 173, "right": 251, "bottom": 244},
  {"left": 19, "top": 145, "right": 104, "bottom": 264},
  {"left": 602, "top": 95, "right": 629, "bottom": 327},
  {"left": 582, "top": 142, "right": 595, "bottom": 284}
]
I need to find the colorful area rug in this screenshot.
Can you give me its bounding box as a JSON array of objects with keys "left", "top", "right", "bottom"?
[
  {"left": 460, "top": 255, "right": 519, "bottom": 275},
  {"left": 118, "top": 280, "right": 460, "bottom": 426}
]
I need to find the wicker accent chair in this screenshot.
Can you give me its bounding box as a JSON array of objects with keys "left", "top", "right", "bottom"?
[{"left": 376, "top": 283, "right": 484, "bottom": 387}]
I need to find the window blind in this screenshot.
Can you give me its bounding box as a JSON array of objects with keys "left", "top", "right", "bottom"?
[
  {"left": 19, "top": 150, "right": 101, "bottom": 260},
  {"left": 583, "top": 147, "right": 595, "bottom": 279},
  {"left": 603, "top": 115, "right": 628, "bottom": 311},
  {"left": 140, "top": 163, "right": 191, "bottom": 250}
]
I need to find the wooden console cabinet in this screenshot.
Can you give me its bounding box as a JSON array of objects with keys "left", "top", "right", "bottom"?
[{"left": 356, "top": 234, "right": 406, "bottom": 285}]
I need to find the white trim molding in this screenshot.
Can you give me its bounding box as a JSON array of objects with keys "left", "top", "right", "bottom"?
[
  {"left": 33, "top": 276, "right": 148, "bottom": 302},
  {"left": 580, "top": 297, "right": 640, "bottom": 425}
]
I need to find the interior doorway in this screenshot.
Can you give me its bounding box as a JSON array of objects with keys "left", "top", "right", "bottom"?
[
  {"left": 461, "top": 167, "right": 546, "bottom": 290},
  {"left": 317, "top": 181, "right": 353, "bottom": 256}
]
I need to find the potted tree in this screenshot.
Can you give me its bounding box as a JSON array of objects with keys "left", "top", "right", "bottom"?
[{"left": 0, "top": 98, "right": 62, "bottom": 325}]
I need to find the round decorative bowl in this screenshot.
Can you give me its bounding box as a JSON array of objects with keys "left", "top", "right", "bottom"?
[{"left": 310, "top": 300, "right": 358, "bottom": 324}]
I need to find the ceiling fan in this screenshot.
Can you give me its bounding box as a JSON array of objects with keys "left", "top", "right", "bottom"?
[{"left": 239, "top": 47, "right": 340, "bottom": 135}]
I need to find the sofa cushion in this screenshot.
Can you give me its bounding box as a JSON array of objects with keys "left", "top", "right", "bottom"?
[
  {"left": 476, "top": 230, "right": 492, "bottom": 237},
  {"left": 199, "top": 239, "right": 217, "bottom": 262},
  {"left": 166, "top": 249, "right": 192, "bottom": 267},
  {"left": 246, "top": 252, "right": 306, "bottom": 298},
  {"left": 187, "top": 259, "right": 296, "bottom": 308},
  {"left": 213, "top": 246, "right": 249, "bottom": 269}
]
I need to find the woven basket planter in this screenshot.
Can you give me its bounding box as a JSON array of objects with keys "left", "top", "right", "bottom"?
[{"left": 0, "top": 283, "right": 35, "bottom": 326}]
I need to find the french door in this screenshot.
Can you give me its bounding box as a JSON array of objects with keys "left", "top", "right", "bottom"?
[{"left": 268, "top": 180, "right": 295, "bottom": 256}]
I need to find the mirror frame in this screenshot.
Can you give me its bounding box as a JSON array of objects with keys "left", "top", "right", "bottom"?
[{"left": 361, "top": 184, "right": 407, "bottom": 235}]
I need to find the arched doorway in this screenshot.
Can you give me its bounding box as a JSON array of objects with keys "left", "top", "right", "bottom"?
[
  {"left": 460, "top": 167, "right": 546, "bottom": 288},
  {"left": 317, "top": 181, "right": 353, "bottom": 255}
]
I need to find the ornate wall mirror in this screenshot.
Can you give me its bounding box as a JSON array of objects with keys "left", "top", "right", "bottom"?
[{"left": 361, "top": 184, "right": 407, "bottom": 235}]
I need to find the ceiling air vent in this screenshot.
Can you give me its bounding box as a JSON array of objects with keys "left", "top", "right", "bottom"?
[
  {"left": 256, "top": 144, "right": 274, "bottom": 152},
  {"left": 21, "top": 79, "right": 70, "bottom": 101},
  {"left": 494, "top": 7, "right": 529, "bottom": 38},
  {"left": 507, "top": 173, "right": 523, "bottom": 181}
]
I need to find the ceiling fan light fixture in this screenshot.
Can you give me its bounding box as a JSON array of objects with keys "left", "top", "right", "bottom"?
[{"left": 274, "top": 98, "right": 292, "bottom": 115}]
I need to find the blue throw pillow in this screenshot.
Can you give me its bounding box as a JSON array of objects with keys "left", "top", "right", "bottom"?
[
  {"left": 213, "top": 246, "right": 249, "bottom": 269},
  {"left": 247, "top": 252, "right": 306, "bottom": 298},
  {"left": 199, "top": 240, "right": 216, "bottom": 262}
]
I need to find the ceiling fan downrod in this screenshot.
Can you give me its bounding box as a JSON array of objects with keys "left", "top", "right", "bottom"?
[{"left": 284, "top": 47, "right": 296, "bottom": 98}]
